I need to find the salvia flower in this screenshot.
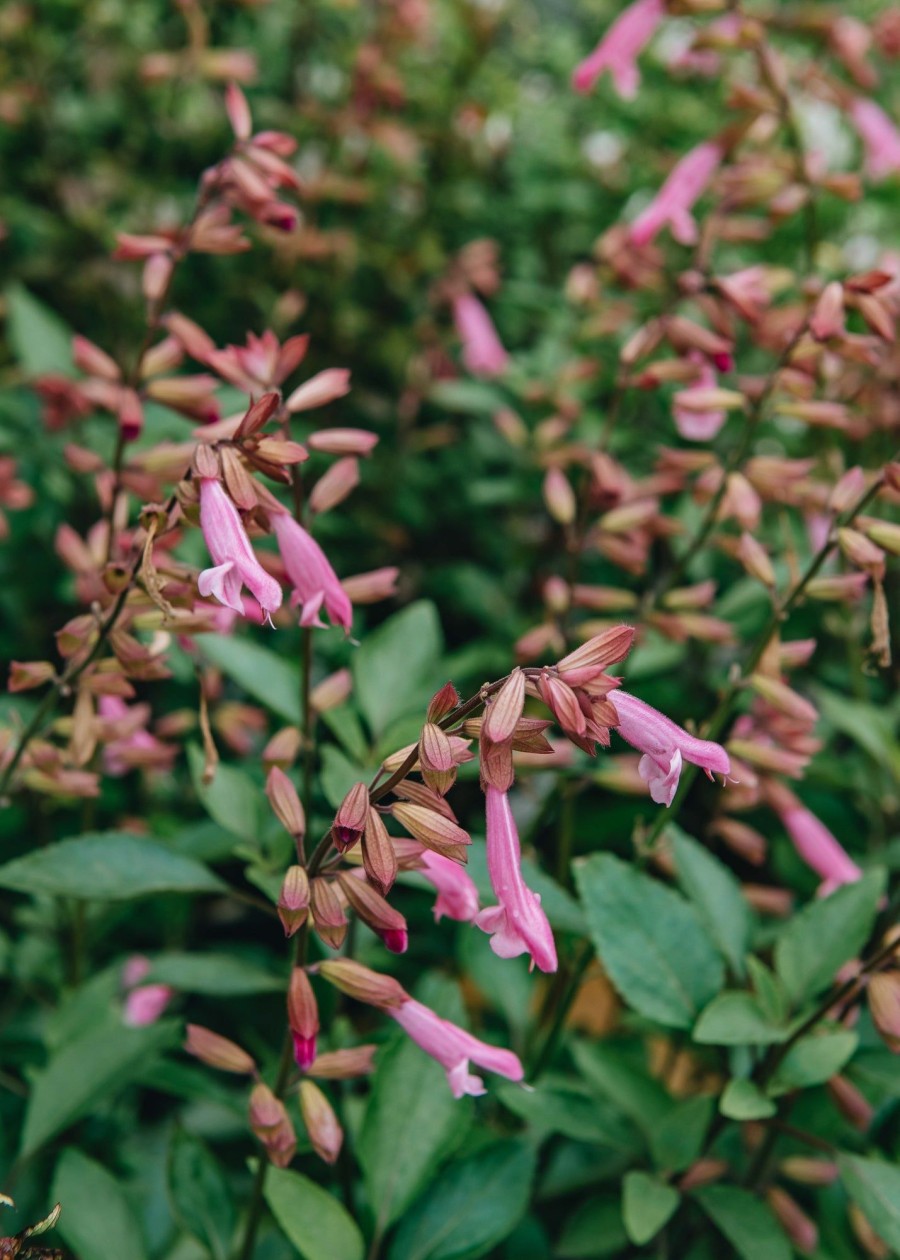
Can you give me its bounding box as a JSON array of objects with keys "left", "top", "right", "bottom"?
[
  {"left": 768, "top": 784, "right": 862, "bottom": 893},
  {"left": 270, "top": 510, "right": 352, "bottom": 632},
  {"left": 630, "top": 141, "right": 722, "bottom": 247},
  {"left": 121, "top": 955, "right": 173, "bottom": 1027},
  {"left": 571, "top": 0, "right": 665, "bottom": 99},
  {"left": 452, "top": 294, "right": 509, "bottom": 378},
  {"left": 389, "top": 997, "right": 524, "bottom": 1098},
  {"left": 197, "top": 474, "right": 283, "bottom": 621},
  {"left": 419, "top": 848, "right": 481, "bottom": 922},
  {"left": 850, "top": 98, "right": 900, "bottom": 181},
  {"left": 475, "top": 787, "right": 558, "bottom": 972},
  {"left": 609, "top": 691, "right": 730, "bottom": 806}
]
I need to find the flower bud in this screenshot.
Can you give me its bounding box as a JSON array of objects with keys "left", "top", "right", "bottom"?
[
  {"left": 286, "top": 369, "right": 351, "bottom": 413},
  {"left": 749, "top": 674, "right": 818, "bottom": 724},
  {"left": 419, "top": 722, "right": 456, "bottom": 795},
  {"left": 333, "top": 782, "right": 369, "bottom": 852},
  {"left": 338, "top": 874, "right": 408, "bottom": 954},
  {"left": 143, "top": 252, "right": 173, "bottom": 304},
  {"left": 556, "top": 625, "right": 634, "bottom": 683},
  {"left": 299, "top": 1081, "right": 343, "bottom": 1164},
  {"left": 310, "top": 877, "right": 348, "bottom": 950},
  {"left": 219, "top": 446, "right": 258, "bottom": 511},
  {"left": 287, "top": 969, "right": 319, "bottom": 1070},
  {"left": 779, "top": 1157, "right": 838, "bottom": 1186},
  {"left": 309, "top": 457, "right": 359, "bottom": 515},
  {"left": 865, "top": 520, "right": 900, "bottom": 557},
  {"left": 765, "top": 1186, "right": 817, "bottom": 1255},
  {"left": 809, "top": 281, "right": 845, "bottom": 340},
  {"left": 266, "top": 768, "right": 306, "bottom": 841},
  {"left": 391, "top": 802, "right": 471, "bottom": 857},
  {"left": 185, "top": 1024, "right": 256, "bottom": 1074},
  {"left": 277, "top": 865, "right": 310, "bottom": 937},
  {"left": 538, "top": 671, "right": 586, "bottom": 738},
  {"left": 362, "top": 807, "right": 398, "bottom": 897},
  {"left": 73, "top": 334, "right": 120, "bottom": 380},
  {"left": 543, "top": 467, "right": 576, "bottom": 525},
  {"left": 249, "top": 1083, "right": 296, "bottom": 1168},
  {"left": 317, "top": 959, "right": 406, "bottom": 1008},
  {"left": 307, "top": 428, "right": 378, "bottom": 457},
  {"left": 340, "top": 567, "right": 399, "bottom": 604},
  {"left": 308, "top": 1045, "right": 377, "bottom": 1079},
  {"left": 263, "top": 726, "right": 302, "bottom": 770},
  {"left": 806, "top": 572, "right": 869, "bottom": 602},
  {"left": 8, "top": 661, "right": 55, "bottom": 693},
  {"left": 225, "top": 81, "right": 252, "bottom": 141},
  {"left": 482, "top": 669, "right": 526, "bottom": 745},
  {"left": 310, "top": 668, "right": 352, "bottom": 713},
  {"left": 426, "top": 681, "right": 460, "bottom": 723},
  {"left": 737, "top": 531, "right": 776, "bottom": 587},
  {"left": 838, "top": 527, "right": 886, "bottom": 578},
  {"left": 830, "top": 466, "right": 866, "bottom": 514},
  {"left": 827, "top": 1073, "right": 873, "bottom": 1130},
  {"left": 868, "top": 971, "right": 900, "bottom": 1052}
]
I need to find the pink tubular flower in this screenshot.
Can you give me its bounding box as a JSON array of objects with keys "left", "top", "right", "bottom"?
[
  {"left": 773, "top": 795, "right": 862, "bottom": 894},
  {"left": 630, "top": 141, "right": 722, "bottom": 247},
  {"left": 270, "top": 511, "right": 352, "bottom": 633},
  {"left": 419, "top": 849, "right": 480, "bottom": 922},
  {"left": 475, "top": 787, "right": 558, "bottom": 973},
  {"left": 452, "top": 294, "right": 509, "bottom": 378},
  {"left": 850, "top": 98, "right": 900, "bottom": 181},
  {"left": 609, "top": 691, "right": 730, "bottom": 806},
  {"left": 389, "top": 997, "right": 524, "bottom": 1098},
  {"left": 197, "top": 476, "right": 283, "bottom": 621},
  {"left": 571, "top": 0, "right": 665, "bottom": 99}
]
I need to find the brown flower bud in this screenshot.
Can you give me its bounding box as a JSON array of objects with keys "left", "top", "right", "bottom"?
[
  {"left": 426, "top": 681, "right": 460, "bottom": 723},
  {"left": 809, "top": 280, "right": 845, "bottom": 341},
  {"left": 298, "top": 1080, "right": 343, "bottom": 1164},
  {"left": 765, "top": 1187, "right": 817, "bottom": 1255},
  {"left": 185, "top": 1024, "right": 256, "bottom": 1074},
  {"left": 391, "top": 802, "right": 471, "bottom": 857},
  {"left": 482, "top": 670, "right": 526, "bottom": 745},
  {"left": 263, "top": 726, "right": 302, "bottom": 770},
  {"left": 333, "top": 782, "right": 369, "bottom": 853},
  {"left": 419, "top": 722, "right": 456, "bottom": 795},
  {"left": 266, "top": 767, "right": 306, "bottom": 841},
  {"left": 310, "top": 878, "right": 348, "bottom": 950},
  {"left": 736, "top": 532, "right": 776, "bottom": 587},
  {"left": 362, "top": 807, "right": 398, "bottom": 898},
  {"left": 278, "top": 866, "right": 310, "bottom": 937},
  {"left": 307, "top": 1045, "right": 378, "bottom": 1079},
  {"left": 8, "top": 660, "right": 56, "bottom": 693},
  {"left": 219, "top": 445, "right": 258, "bottom": 511},
  {"left": 310, "top": 668, "right": 352, "bottom": 713},
  {"left": 287, "top": 969, "right": 319, "bottom": 1070},
  {"left": 338, "top": 874, "right": 408, "bottom": 954},
  {"left": 868, "top": 971, "right": 900, "bottom": 1052},
  {"left": 249, "top": 1083, "right": 296, "bottom": 1168},
  {"left": 557, "top": 625, "right": 635, "bottom": 684},
  {"left": 317, "top": 959, "right": 406, "bottom": 1008}
]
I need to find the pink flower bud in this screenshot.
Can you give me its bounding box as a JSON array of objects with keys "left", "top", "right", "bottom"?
[
  {"left": 278, "top": 866, "right": 310, "bottom": 937},
  {"left": 340, "top": 567, "right": 399, "bottom": 605},
  {"left": 185, "top": 1024, "right": 256, "bottom": 1074},
  {"left": 124, "top": 983, "right": 173, "bottom": 1027},
  {"left": 308, "top": 1046, "right": 377, "bottom": 1080},
  {"left": 285, "top": 369, "right": 351, "bottom": 413},
  {"left": 543, "top": 467, "right": 577, "bottom": 525},
  {"left": 225, "top": 81, "right": 253, "bottom": 141},
  {"left": 299, "top": 1080, "right": 343, "bottom": 1164},
  {"left": 266, "top": 767, "right": 306, "bottom": 840},
  {"left": 287, "top": 969, "right": 319, "bottom": 1070},
  {"left": 72, "top": 335, "right": 120, "bottom": 380},
  {"left": 452, "top": 294, "right": 509, "bottom": 378},
  {"left": 333, "top": 782, "right": 369, "bottom": 852},
  {"left": 249, "top": 1083, "right": 296, "bottom": 1168},
  {"left": 317, "top": 959, "right": 406, "bottom": 1008},
  {"left": 362, "top": 806, "right": 398, "bottom": 897},
  {"left": 850, "top": 97, "right": 900, "bottom": 181},
  {"left": 339, "top": 873, "right": 408, "bottom": 954},
  {"left": 308, "top": 457, "right": 359, "bottom": 515},
  {"left": 306, "top": 428, "right": 379, "bottom": 457}
]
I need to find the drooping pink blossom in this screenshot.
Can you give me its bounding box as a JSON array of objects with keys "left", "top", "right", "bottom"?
[
  {"left": 571, "top": 0, "right": 666, "bottom": 99},
  {"left": 452, "top": 294, "right": 509, "bottom": 378},
  {"left": 475, "top": 787, "right": 558, "bottom": 972},
  {"left": 609, "top": 691, "right": 730, "bottom": 806},
  {"left": 672, "top": 354, "right": 727, "bottom": 441},
  {"left": 270, "top": 510, "right": 352, "bottom": 632},
  {"left": 389, "top": 997, "right": 524, "bottom": 1097},
  {"left": 774, "top": 796, "right": 862, "bottom": 893},
  {"left": 122, "top": 955, "right": 173, "bottom": 1027},
  {"left": 630, "top": 141, "right": 722, "bottom": 247},
  {"left": 419, "top": 849, "right": 481, "bottom": 922},
  {"left": 850, "top": 98, "right": 900, "bottom": 181},
  {"left": 197, "top": 476, "right": 283, "bottom": 620}
]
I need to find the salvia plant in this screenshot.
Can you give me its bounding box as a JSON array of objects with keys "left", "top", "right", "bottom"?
[{"left": 1, "top": 1, "right": 899, "bottom": 1259}]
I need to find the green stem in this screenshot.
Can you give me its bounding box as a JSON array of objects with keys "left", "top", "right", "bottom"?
[{"left": 527, "top": 941, "right": 593, "bottom": 1080}]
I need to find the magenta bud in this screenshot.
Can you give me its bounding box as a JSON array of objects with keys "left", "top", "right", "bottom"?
[{"left": 292, "top": 1031, "right": 318, "bottom": 1072}]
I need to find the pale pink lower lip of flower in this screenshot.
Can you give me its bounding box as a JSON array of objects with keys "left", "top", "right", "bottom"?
[
  {"left": 197, "top": 477, "right": 283, "bottom": 619},
  {"left": 270, "top": 511, "right": 352, "bottom": 632},
  {"left": 418, "top": 849, "right": 480, "bottom": 922},
  {"left": 630, "top": 141, "right": 722, "bottom": 247},
  {"left": 609, "top": 691, "right": 730, "bottom": 807},
  {"left": 389, "top": 997, "right": 524, "bottom": 1098},
  {"left": 571, "top": 0, "right": 665, "bottom": 99},
  {"left": 475, "top": 787, "right": 557, "bottom": 972},
  {"left": 452, "top": 294, "right": 509, "bottom": 378}
]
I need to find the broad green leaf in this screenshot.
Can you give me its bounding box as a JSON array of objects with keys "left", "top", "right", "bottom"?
[
  {"left": 572, "top": 1042, "right": 671, "bottom": 1137},
  {"left": 147, "top": 952, "right": 282, "bottom": 996},
  {"left": 672, "top": 828, "right": 751, "bottom": 978},
  {"left": 428, "top": 379, "right": 506, "bottom": 414},
  {"left": 52, "top": 1150, "right": 146, "bottom": 1260},
  {"left": 496, "top": 1081, "right": 635, "bottom": 1149},
  {"left": 320, "top": 745, "right": 369, "bottom": 812},
  {"left": 556, "top": 1199, "right": 627, "bottom": 1259},
  {"left": 264, "top": 1167, "right": 363, "bottom": 1260},
  {"left": 22, "top": 1017, "right": 178, "bottom": 1155},
  {"left": 387, "top": 1140, "right": 535, "bottom": 1260},
  {"left": 168, "top": 1130, "right": 235, "bottom": 1260},
  {"left": 0, "top": 832, "right": 225, "bottom": 900},
  {"left": 838, "top": 1154, "right": 900, "bottom": 1250},
  {"left": 649, "top": 1096, "right": 714, "bottom": 1172},
  {"left": 770, "top": 1029, "right": 858, "bottom": 1095},
  {"left": 520, "top": 858, "right": 585, "bottom": 934},
  {"left": 622, "top": 1172, "right": 680, "bottom": 1245},
  {"left": 693, "top": 1185, "right": 791, "bottom": 1260},
  {"left": 353, "top": 601, "right": 443, "bottom": 736},
  {"left": 575, "top": 854, "right": 724, "bottom": 1028},
  {"left": 359, "top": 1036, "right": 470, "bottom": 1231},
  {"left": 4, "top": 283, "right": 74, "bottom": 374},
  {"left": 187, "top": 745, "right": 266, "bottom": 845},
  {"left": 815, "top": 688, "right": 900, "bottom": 779},
  {"left": 194, "top": 634, "right": 301, "bottom": 723},
  {"left": 320, "top": 705, "right": 370, "bottom": 762},
  {"left": 746, "top": 957, "right": 789, "bottom": 1025},
  {"left": 719, "top": 1079, "right": 776, "bottom": 1121},
  {"left": 774, "top": 869, "right": 885, "bottom": 1004},
  {"left": 693, "top": 992, "right": 789, "bottom": 1046}
]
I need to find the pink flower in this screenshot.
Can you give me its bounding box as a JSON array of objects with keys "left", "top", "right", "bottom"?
[
  {"left": 270, "top": 511, "right": 352, "bottom": 632},
  {"left": 630, "top": 141, "right": 722, "bottom": 247},
  {"left": 98, "top": 696, "right": 176, "bottom": 776},
  {"left": 197, "top": 476, "right": 283, "bottom": 621},
  {"left": 419, "top": 849, "right": 480, "bottom": 922},
  {"left": 452, "top": 294, "right": 509, "bottom": 378},
  {"left": 475, "top": 788, "right": 558, "bottom": 972},
  {"left": 122, "top": 955, "right": 173, "bottom": 1027},
  {"left": 777, "top": 801, "right": 862, "bottom": 894},
  {"left": 389, "top": 997, "right": 524, "bottom": 1097},
  {"left": 571, "top": 0, "right": 665, "bottom": 99},
  {"left": 609, "top": 691, "right": 730, "bottom": 806},
  {"left": 672, "top": 354, "right": 727, "bottom": 441},
  {"left": 850, "top": 98, "right": 900, "bottom": 181}
]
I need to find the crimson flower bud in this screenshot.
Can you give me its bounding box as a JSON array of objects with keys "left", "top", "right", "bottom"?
[
  {"left": 287, "top": 969, "right": 319, "bottom": 1070},
  {"left": 338, "top": 874, "right": 408, "bottom": 954},
  {"left": 332, "top": 782, "right": 369, "bottom": 852}
]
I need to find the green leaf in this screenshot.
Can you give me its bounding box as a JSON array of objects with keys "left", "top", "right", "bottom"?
[
  {"left": 693, "top": 1185, "right": 791, "bottom": 1260},
  {"left": 774, "top": 869, "right": 885, "bottom": 1004},
  {"left": 572, "top": 1042, "right": 671, "bottom": 1137},
  {"left": 520, "top": 858, "right": 586, "bottom": 934},
  {"left": 693, "top": 992, "right": 789, "bottom": 1046},
  {"left": 359, "top": 1035, "right": 470, "bottom": 1231},
  {"left": 622, "top": 1172, "right": 680, "bottom": 1246},
  {"left": 815, "top": 688, "right": 900, "bottom": 780},
  {"left": 556, "top": 1199, "right": 628, "bottom": 1259},
  {"left": 22, "top": 1017, "right": 178, "bottom": 1155},
  {"left": 194, "top": 634, "right": 301, "bottom": 723},
  {"left": 353, "top": 601, "right": 443, "bottom": 737},
  {"left": 187, "top": 745, "right": 266, "bottom": 845},
  {"left": 146, "top": 952, "right": 282, "bottom": 996},
  {"left": 838, "top": 1154, "right": 900, "bottom": 1250},
  {"left": 52, "top": 1149, "right": 146, "bottom": 1260},
  {"left": 4, "top": 283, "right": 74, "bottom": 374},
  {"left": 671, "top": 827, "right": 751, "bottom": 978},
  {"left": 168, "top": 1130, "right": 235, "bottom": 1260},
  {"left": 574, "top": 854, "right": 724, "bottom": 1029},
  {"left": 0, "top": 832, "right": 225, "bottom": 900},
  {"left": 496, "top": 1081, "right": 635, "bottom": 1149},
  {"left": 719, "top": 1079, "right": 776, "bottom": 1121},
  {"left": 769, "top": 1029, "right": 858, "bottom": 1095},
  {"left": 649, "top": 1096, "right": 714, "bottom": 1173},
  {"left": 264, "top": 1167, "right": 363, "bottom": 1260},
  {"left": 746, "top": 957, "right": 789, "bottom": 1025},
  {"left": 387, "top": 1141, "right": 535, "bottom": 1260},
  {"left": 320, "top": 705, "right": 370, "bottom": 762},
  {"left": 320, "top": 745, "right": 369, "bottom": 812}
]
